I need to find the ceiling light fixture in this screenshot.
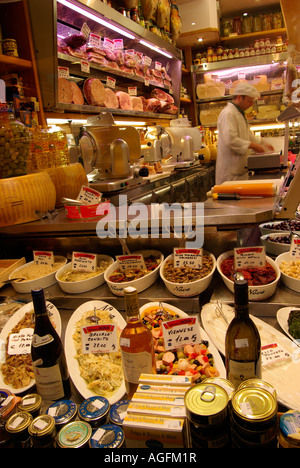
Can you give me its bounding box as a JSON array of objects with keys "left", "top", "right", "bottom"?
[{"left": 139, "top": 40, "right": 173, "bottom": 58}]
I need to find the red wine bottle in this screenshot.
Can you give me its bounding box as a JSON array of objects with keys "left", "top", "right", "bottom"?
[{"left": 31, "top": 288, "right": 71, "bottom": 401}]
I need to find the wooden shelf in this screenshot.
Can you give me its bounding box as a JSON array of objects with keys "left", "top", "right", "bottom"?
[
  {"left": 0, "top": 54, "right": 33, "bottom": 74},
  {"left": 220, "top": 28, "right": 286, "bottom": 44}
]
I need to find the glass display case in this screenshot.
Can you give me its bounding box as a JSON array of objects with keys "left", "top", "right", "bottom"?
[{"left": 27, "top": 0, "right": 182, "bottom": 120}]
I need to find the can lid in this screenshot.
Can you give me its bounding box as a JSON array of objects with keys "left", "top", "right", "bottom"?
[
  {"left": 89, "top": 424, "right": 124, "bottom": 448},
  {"left": 78, "top": 396, "right": 110, "bottom": 422},
  {"left": 28, "top": 414, "right": 55, "bottom": 438},
  {"left": 184, "top": 383, "right": 229, "bottom": 421},
  {"left": 46, "top": 399, "right": 77, "bottom": 425},
  {"left": 232, "top": 387, "right": 277, "bottom": 422},
  {"left": 203, "top": 377, "right": 235, "bottom": 399},
  {"left": 237, "top": 379, "right": 277, "bottom": 399},
  {"left": 57, "top": 421, "right": 92, "bottom": 448},
  {"left": 5, "top": 411, "right": 33, "bottom": 434},
  {"left": 17, "top": 393, "right": 42, "bottom": 413},
  {"left": 109, "top": 399, "right": 130, "bottom": 425}
]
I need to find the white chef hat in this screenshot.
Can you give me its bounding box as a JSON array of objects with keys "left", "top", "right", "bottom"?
[{"left": 233, "top": 81, "right": 260, "bottom": 99}]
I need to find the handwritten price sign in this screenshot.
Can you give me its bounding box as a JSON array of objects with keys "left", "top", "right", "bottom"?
[
  {"left": 81, "top": 324, "right": 118, "bottom": 354},
  {"left": 161, "top": 317, "right": 201, "bottom": 350}
]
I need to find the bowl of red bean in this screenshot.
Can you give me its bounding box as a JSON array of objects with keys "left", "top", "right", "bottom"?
[
  {"left": 217, "top": 250, "right": 280, "bottom": 301},
  {"left": 260, "top": 233, "right": 291, "bottom": 256}
]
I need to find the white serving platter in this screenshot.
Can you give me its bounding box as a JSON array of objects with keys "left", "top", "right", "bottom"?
[
  {"left": 64, "top": 300, "right": 126, "bottom": 404},
  {"left": 277, "top": 306, "right": 300, "bottom": 347},
  {"left": 0, "top": 301, "right": 61, "bottom": 394},
  {"left": 201, "top": 302, "right": 300, "bottom": 410}
]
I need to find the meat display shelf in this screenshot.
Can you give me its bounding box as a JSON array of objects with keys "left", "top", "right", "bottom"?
[{"left": 55, "top": 102, "right": 175, "bottom": 118}]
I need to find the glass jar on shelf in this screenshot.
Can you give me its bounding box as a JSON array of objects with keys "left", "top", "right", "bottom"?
[
  {"left": 262, "top": 13, "right": 272, "bottom": 31},
  {"left": 0, "top": 105, "right": 31, "bottom": 179},
  {"left": 242, "top": 15, "right": 252, "bottom": 34},
  {"left": 232, "top": 17, "right": 242, "bottom": 35},
  {"left": 222, "top": 20, "right": 232, "bottom": 37},
  {"left": 253, "top": 15, "right": 262, "bottom": 32}
]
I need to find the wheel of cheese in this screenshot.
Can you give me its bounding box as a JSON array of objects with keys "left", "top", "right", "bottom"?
[
  {"left": 208, "top": 144, "right": 217, "bottom": 160},
  {"left": 0, "top": 172, "right": 56, "bottom": 227},
  {"left": 42, "top": 163, "right": 88, "bottom": 207}
]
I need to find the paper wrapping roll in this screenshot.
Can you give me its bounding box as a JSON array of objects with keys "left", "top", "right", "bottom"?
[
  {"left": 42, "top": 163, "right": 88, "bottom": 207},
  {"left": 211, "top": 182, "right": 277, "bottom": 197},
  {"left": 0, "top": 172, "right": 56, "bottom": 227}
]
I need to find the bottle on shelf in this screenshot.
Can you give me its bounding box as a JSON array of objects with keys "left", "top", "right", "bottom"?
[
  {"left": 31, "top": 288, "right": 71, "bottom": 401},
  {"left": 119, "top": 286, "right": 156, "bottom": 398},
  {"left": 225, "top": 279, "right": 262, "bottom": 389}
]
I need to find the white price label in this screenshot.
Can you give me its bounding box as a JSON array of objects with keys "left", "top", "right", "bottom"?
[
  {"left": 173, "top": 248, "right": 203, "bottom": 269},
  {"left": 113, "top": 38, "right": 124, "bottom": 50},
  {"left": 161, "top": 317, "right": 201, "bottom": 350},
  {"left": 155, "top": 61, "right": 162, "bottom": 71},
  {"left": 81, "top": 323, "right": 118, "bottom": 354},
  {"left": 89, "top": 33, "right": 102, "bottom": 48},
  {"left": 58, "top": 66, "right": 69, "bottom": 78},
  {"left": 8, "top": 328, "right": 33, "bottom": 355},
  {"left": 234, "top": 246, "right": 266, "bottom": 270},
  {"left": 142, "top": 56, "right": 152, "bottom": 67},
  {"left": 106, "top": 76, "right": 116, "bottom": 89},
  {"left": 128, "top": 86, "right": 137, "bottom": 96},
  {"left": 116, "top": 254, "right": 146, "bottom": 272},
  {"left": 289, "top": 235, "right": 300, "bottom": 259},
  {"left": 33, "top": 250, "right": 54, "bottom": 267},
  {"left": 81, "top": 60, "right": 90, "bottom": 73},
  {"left": 103, "top": 37, "right": 114, "bottom": 51},
  {"left": 81, "top": 22, "right": 91, "bottom": 39},
  {"left": 71, "top": 252, "right": 97, "bottom": 272},
  {"left": 77, "top": 185, "right": 102, "bottom": 204},
  {"left": 261, "top": 342, "right": 291, "bottom": 365}
]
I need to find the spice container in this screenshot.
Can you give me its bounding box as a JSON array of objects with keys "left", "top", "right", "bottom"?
[
  {"left": 28, "top": 414, "right": 57, "bottom": 448},
  {"left": 89, "top": 424, "right": 125, "bottom": 448},
  {"left": 17, "top": 393, "right": 42, "bottom": 419},
  {"left": 1, "top": 38, "right": 18, "bottom": 57},
  {"left": 78, "top": 396, "right": 110, "bottom": 429},
  {"left": 56, "top": 420, "right": 92, "bottom": 448},
  {"left": 46, "top": 399, "right": 77, "bottom": 429},
  {"left": 5, "top": 411, "right": 33, "bottom": 447}
]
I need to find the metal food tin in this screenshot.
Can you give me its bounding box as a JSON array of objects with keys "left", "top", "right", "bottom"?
[
  {"left": 89, "top": 424, "right": 125, "bottom": 448},
  {"left": 28, "top": 414, "right": 57, "bottom": 448},
  {"left": 78, "top": 396, "right": 110, "bottom": 428},
  {"left": 203, "top": 377, "right": 235, "bottom": 401},
  {"left": 189, "top": 420, "right": 231, "bottom": 448},
  {"left": 231, "top": 387, "right": 278, "bottom": 447},
  {"left": 184, "top": 383, "right": 229, "bottom": 428},
  {"left": 237, "top": 378, "right": 277, "bottom": 401},
  {"left": 46, "top": 399, "right": 77, "bottom": 427},
  {"left": 2, "top": 38, "right": 18, "bottom": 57},
  {"left": 109, "top": 399, "right": 130, "bottom": 426},
  {"left": 56, "top": 421, "right": 92, "bottom": 448},
  {"left": 17, "top": 393, "right": 42, "bottom": 418},
  {"left": 5, "top": 411, "right": 33, "bottom": 447},
  {"left": 279, "top": 410, "right": 300, "bottom": 448}
]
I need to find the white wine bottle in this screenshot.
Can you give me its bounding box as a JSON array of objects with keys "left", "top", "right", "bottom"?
[
  {"left": 225, "top": 279, "right": 262, "bottom": 389},
  {"left": 119, "top": 286, "right": 156, "bottom": 398},
  {"left": 31, "top": 288, "right": 71, "bottom": 401}
]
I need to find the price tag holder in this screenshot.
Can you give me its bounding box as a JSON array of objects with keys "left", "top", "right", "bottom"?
[
  {"left": 81, "top": 324, "right": 118, "bottom": 354},
  {"left": 89, "top": 33, "right": 102, "bottom": 48},
  {"left": 77, "top": 185, "right": 102, "bottom": 204},
  {"left": 106, "top": 76, "right": 116, "bottom": 89},
  {"left": 289, "top": 235, "right": 300, "bottom": 259},
  {"left": 128, "top": 86, "right": 137, "bottom": 96},
  {"left": 81, "top": 60, "right": 90, "bottom": 73},
  {"left": 173, "top": 248, "right": 203, "bottom": 269},
  {"left": 71, "top": 252, "right": 97, "bottom": 272},
  {"left": 58, "top": 66, "right": 69, "bottom": 78},
  {"left": 116, "top": 254, "right": 146, "bottom": 272},
  {"left": 8, "top": 328, "right": 33, "bottom": 355},
  {"left": 33, "top": 251, "right": 54, "bottom": 267},
  {"left": 234, "top": 246, "right": 266, "bottom": 270},
  {"left": 261, "top": 342, "right": 291, "bottom": 366},
  {"left": 161, "top": 317, "right": 201, "bottom": 350}
]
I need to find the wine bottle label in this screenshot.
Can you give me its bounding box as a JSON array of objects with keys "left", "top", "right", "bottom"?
[
  {"left": 32, "top": 333, "right": 54, "bottom": 348},
  {"left": 33, "top": 364, "right": 65, "bottom": 400},
  {"left": 121, "top": 350, "right": 153, "bottom": 384},
  {"left": 228, "top": 359, "right": 261, "bottom": 388}
]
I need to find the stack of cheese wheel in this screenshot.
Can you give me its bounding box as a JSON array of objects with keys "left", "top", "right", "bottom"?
[
  {"left": 0, "top": 171, "right": 56, "bottom": 227},
  {"left": 42, "top": 163, "right": 88, "bottom": 207}
]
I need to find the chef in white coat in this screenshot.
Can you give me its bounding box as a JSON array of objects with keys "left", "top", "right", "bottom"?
[{"left": 215, "top": 82, "right": 274, "bottom": 184}]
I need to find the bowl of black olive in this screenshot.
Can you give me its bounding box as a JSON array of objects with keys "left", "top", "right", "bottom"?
[{"left": 260, "top": 233, "right": 291, "bottom": 256}]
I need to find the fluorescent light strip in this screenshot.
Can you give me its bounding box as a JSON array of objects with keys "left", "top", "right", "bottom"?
[
  {"left": 139, "top": 40, "right": 173, "bottom": 59},
  {"left": 57, "top": 0, "right": 135, "bottom": 39}
]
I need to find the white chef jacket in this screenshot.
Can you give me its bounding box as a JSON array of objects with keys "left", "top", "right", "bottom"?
[{"left": 215, "top": 102, "right": 261, "bottom": 185}]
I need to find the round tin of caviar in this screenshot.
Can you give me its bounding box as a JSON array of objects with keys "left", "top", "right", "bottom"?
[
  {"left": 17, "top": 393, "right": 42, "bottom": 418},
  {"left": 279, "top": 410, "right": 300, "bottom": 448},
  {"left": 109, "top": 399, "right": 130, "bottom": 426},
  {"left": 5, "top": 411, "right": 33, "bottom": 447},
  {"left": 78, "top": 396, "right": 110, "bottom": 428},
  {"left": 56, "top": 421, "right": 92, "bottom": 448},
  {"left": 46, "top": 399, "right": 77, "bottom": 427},
  {"left": 89, "top": 424, "right": 125, "bottom": 448},
  {"left": 28, "top": 414, "right": 57, "bottom": 448}
]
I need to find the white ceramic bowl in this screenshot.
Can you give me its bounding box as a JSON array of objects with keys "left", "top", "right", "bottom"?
[
  {"left": 217, "top": 250, "right": 280, "bottom": 301},
  {"left": 9, "top": 256, "right": 67, "bottom": 293},
  {"left": 259, "top": 220, "right": 300, "bottom": 236},
  {"left": 104, "top": 250, "right": 163, "bottom": 296},
  {"left": 260, "top": 233, "right": 291, "bottom": 256},
  {"left": 275, "top": 252, "right": 300, "bottom": 293},
  {"left": 159, "top": 252, "right": 216, "bottom": 297},
  {"left": 56, "top": 255, "right": 114, "bottom": 294}
]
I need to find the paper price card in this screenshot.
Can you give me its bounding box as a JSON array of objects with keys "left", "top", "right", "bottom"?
[
  {"left": 81, "top": 60, "right": 90, "bottom": 73},
  {"left": 173, "top": 248, "right": 203, "bottom": 269},
  {"left": 289, "top": 235, "right": 300, "bottom": 259},
  {"left": 58, "top": 66, "right": 69, "bottom": 78},
  {"left": 77, "top": 185, "right": 102, "bottom": 204},
  {"left": 89, "top": 33, "right": 101, "bottom": 48},
  {"left": 116, "top": 254, "right": 146, "bottom": 272},
  {"left": 261, "top": 342, "right": 291, "bottom": 366},
  {"left": 161, "top": 317, "right": 201, "bottom": 350},
  {"left": 71, "top": 252, "right": 97, "bottom": 272},
  {"left": 33, "top": 251, "right": 54, "bottom": 267},
  {"left": 8, "top": 328, "right": 33, "bottom": 355},
  {"left": 106, "top": 76, "right": 116, "bottom": 89},
  {"left": 81, "top": 324, "right": 118, "bottom": 354},
  {"left": 234, "top": 246, "right": 266, "bottom": 270},
  {"left": 128, "top": 86, "right": 137, "bottom": 96},
  {"left": 113, "top": 38, "right": 124, "bottom": 50}
]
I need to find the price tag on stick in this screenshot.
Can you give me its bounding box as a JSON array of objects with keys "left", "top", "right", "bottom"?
[
  {"left": 81, "top": 324, "right": 118, "bottom": 354},
  {"left": 234, "top": 246, "right": 266, "bottom": 270},
  {"left": 161, "top": 317, "right": 201, "bottom": 350}
]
